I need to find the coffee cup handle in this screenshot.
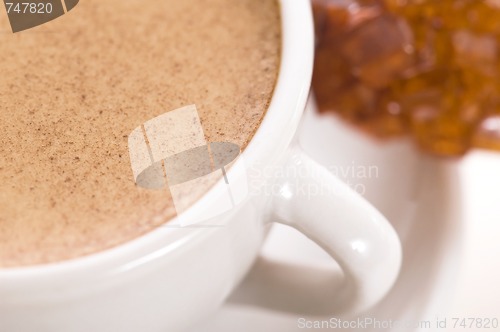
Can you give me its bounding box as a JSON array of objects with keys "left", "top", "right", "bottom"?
[{"left": 229, "top": 145, "right": 402, "bottom": 316}]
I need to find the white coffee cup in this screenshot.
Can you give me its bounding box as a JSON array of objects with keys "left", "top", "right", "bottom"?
[{"left": 0, "top": 1, "right": 402, "bottom": 331}]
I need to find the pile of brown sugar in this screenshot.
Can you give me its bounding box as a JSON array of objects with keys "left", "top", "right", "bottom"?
[{"left": 313, "top": 0, "right": 500, "bottom": 156}]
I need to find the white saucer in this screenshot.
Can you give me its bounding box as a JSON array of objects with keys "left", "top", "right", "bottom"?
[{"left": 189, "top": 99, "right": 500, "bottom": 332}]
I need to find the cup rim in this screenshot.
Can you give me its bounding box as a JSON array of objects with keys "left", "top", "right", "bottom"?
[{"left": 0, "top": 0, "right": 314, "bottom": 283}]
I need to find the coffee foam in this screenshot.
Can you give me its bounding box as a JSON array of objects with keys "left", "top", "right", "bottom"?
[{"left": 0, "top": 0, "right": 280, "bottom": 267}]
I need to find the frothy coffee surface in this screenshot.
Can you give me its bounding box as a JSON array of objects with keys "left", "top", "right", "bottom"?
[{"left": 0, "top": 0, "right": 280, "bottom": 267}]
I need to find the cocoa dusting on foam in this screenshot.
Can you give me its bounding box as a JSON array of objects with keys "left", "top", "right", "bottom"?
[{"left": 0, "top": 0, "right": 281, "bottom": 267}]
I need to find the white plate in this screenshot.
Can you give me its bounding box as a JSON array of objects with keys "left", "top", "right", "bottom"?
[{"left": 189, "top": 99, "right": 500, "bottom": 332}]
